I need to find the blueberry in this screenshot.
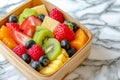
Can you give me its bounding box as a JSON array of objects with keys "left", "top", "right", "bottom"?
[
  {"left": 25, "top": 40, "right": 36, "bottom": 49},
  {"left": 38, "top": 14, "right": 45, "bottom": 22},
  {"left": 61, "top": 39, "right": 71, "bottom": 50},
  {"left": 31, "top": 61, "right": 41, "bottom": 71},
  {"left": 39, "top": 55, "right": 50, "bottom": 67},
  {"left": 22, "top": 53, "right": 31, "bottom": 64},
  {"left": 8, "top": 15, "right": 18, "bottom": 23},
  {"left": 67, "top": 47, "right": 77, "bottom": 57},
  {"left": 71, "top": 22, "right": 79, "bottom": 32}
]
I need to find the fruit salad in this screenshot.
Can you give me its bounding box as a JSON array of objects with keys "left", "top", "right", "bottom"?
[{"left": 0, "top": 5, "right": 88, "bottom": 75}]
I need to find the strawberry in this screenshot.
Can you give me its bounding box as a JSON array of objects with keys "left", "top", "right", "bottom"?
[
  {"left": 28, "top": 44, "right": 44, "bottom": 61},
  {"left": 23, "top": 25, "right": 36, "bottom": 38},
  {"left": 20, "top": 16, "right": 42, "bottom": 37},
  {"left": 6, "top": 22, "right": 22, "bottom": 31},
  {"left": 12, "top": 29, "right": 31, "bottom": 46},
  {"left": 54, "top": 23, "right": 75, "bottom": 42},
  {"left": 50, "top": 8, "right": 64, "bottom": 23},
  {"left": 13, "top": 45, "right": 27, "bottom": 57}
]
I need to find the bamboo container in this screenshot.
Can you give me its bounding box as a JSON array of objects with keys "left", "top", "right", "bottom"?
[{"left": 0, "top": 0, "right": 93, "bottom": 80}]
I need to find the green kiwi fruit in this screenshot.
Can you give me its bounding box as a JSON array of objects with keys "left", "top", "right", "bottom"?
[
  {"left": 42, "top": 38, "right": 61, "bottom": 60},
  {"left": 33, "top": 26, "right": 49, "bottom": 41},
  {"left": 19, "top": 8, "right": 38, "bottom": 24},
  {"left": 33, "top": 27, "right": 54, "bottom": 46}
]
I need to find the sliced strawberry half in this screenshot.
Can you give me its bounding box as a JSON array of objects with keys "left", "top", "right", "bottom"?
[
  {"left": 12, "top": 29, "right": 32, "bottom": 46},
  {"left": 23, "top": 25, "right": 36, "bottom": 37},
  {"left": 20, "top": 16, "right": 42, "bottom": 37}
]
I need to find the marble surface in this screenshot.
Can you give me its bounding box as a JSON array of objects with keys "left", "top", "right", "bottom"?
[{"left": 0, "top": 0, "right": 120, "bottom": 80}]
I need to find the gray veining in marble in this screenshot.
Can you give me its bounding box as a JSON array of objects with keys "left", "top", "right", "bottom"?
[{"left": 0, "top": 0, "right": 120, "bottom": 80}]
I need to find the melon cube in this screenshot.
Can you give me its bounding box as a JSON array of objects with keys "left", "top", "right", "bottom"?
[
  {"left": 31, "top": 5, "right": 48, "bottom": 16},
  {"left": 41, "top": 16, "right": 60, "bottom": 32}
]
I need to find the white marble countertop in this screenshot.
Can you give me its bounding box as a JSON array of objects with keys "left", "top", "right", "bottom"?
[{"left": 0, "top": 0, "right": 120, "bottom": 80}]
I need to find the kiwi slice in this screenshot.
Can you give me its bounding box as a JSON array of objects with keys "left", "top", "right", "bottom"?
[
  {"left": 19, "top": 8, "right": 38, "bottom": 24},
  {"left": 33, "top": 28, "right": 54, "bottom": 46},
  {"left": 33, "top": 26, "right": 49, "bottom": 41},
  {"left": 43, "top": 38, "right": 61, "bottom": 60}
]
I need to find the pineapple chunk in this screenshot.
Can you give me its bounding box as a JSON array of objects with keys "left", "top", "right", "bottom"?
[
  {"left": 61, "top": 49, "right": 69, "bottom": 58},
  {"left": 40, "top": 49, "right": 69, "bottom": 75},
  {"left": 57, "top": 52, "right": 68, "bottom": 63},
  {"left": 51, "top": 60, "right": 63, "bottom": 67},
  {"left": 40, "top": 67, "right": 55, "bottom": 75},
  {"left": 48, "top": 64, "right": 60, "bottom": 70},
  {"left": 41, "top": 16, "right": 60, "bottom": 32},
  {"left": 40, "top": 60, "right": 63, "bottom": 75},
  {"left": 31, "top": 5, "right": 48, "bottom": 16}
]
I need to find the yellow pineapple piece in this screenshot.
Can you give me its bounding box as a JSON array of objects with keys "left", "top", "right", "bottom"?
[
  {"left": 48, "top": 63, "right": 59, "bottom": 71},
  {"left": 51, "top": 60, "right": 63, "bottom": 68},
  {"left": 49, "top": 60, "right": 63, "bottom": 69},
  {"left": 57, "top": 53, "right": 68, "bottom": 63},
  {"left": 61, "top": 49, "right": 69, "bottom": 58},
  {"left": 40, "top": 49, "right": 69, "bottom": 75},
  {"left": 40, "top": 67, "right": 55, "bottom": 75},
  {"left": 31, "top": 5, "right": 48, "bottom": 16},
  {"left": 40, "top": 60, "right": 63, "bottom": 75},
  {"left": 41, "top": 16, "right": 60, "bottom": 32}
]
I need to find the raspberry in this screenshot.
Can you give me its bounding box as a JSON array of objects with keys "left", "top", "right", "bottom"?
[
  {"left": 28, "top": 45, "right": 44, "bottom": 61},
  {"left": 54, "top": 23, "right": 75, "bottom": 42},
  {"left": 50, "top": 8, "right": 64, "bottom": 23},
  {"left": 6, "top": 22, "right": 22, "bottom": 31},
  {"left": 13, "top": 45, "right": 27, "bottom": 57}
]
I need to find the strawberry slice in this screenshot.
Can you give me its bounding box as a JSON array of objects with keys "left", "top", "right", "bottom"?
[
  {"left": 12, "top": 29, "right": 32, "bottom": 46},
  {"left": 20, "top": 16, "right": 42, "bottom": 37},
  {"left": 23, "top": 25, "right": 36, "bottom": 37},
  {"left": 6, "top": 22, "right": 22, "bottom": 31}
]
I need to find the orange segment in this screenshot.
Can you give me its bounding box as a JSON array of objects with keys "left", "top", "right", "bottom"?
[
  {"left": 71, "top": 29, "right": 88, "bottom": 50},
  {"left": 2, "top": 38, "right": 17, "bottom": 49},
  {"left": 0, "top": 25, "right": 13, "bottom": 40},
  {"left": 0, "top": 30, "right": 2, "bottom": 40},
  {"left": 75, "top": 29, "right": 88, "bottom": 43},
  {"left": 70, "top": 39, "right": 85, "bottom": 50},
  {"left": 0, "top": 25, "right": 17, "bottom": 49}
]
